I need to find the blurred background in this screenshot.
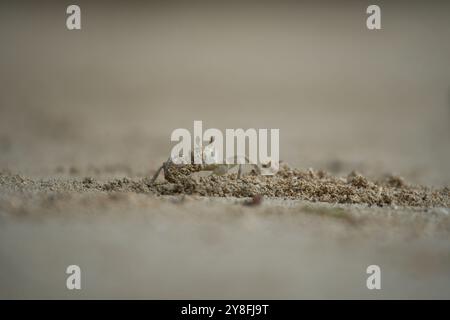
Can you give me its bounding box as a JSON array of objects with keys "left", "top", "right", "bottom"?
[
  {"left": 0, "top": 0, "right": 449, "bottom": 184},
  {"left": 1, "top": 0, "right": 450, "bottom": 300}
]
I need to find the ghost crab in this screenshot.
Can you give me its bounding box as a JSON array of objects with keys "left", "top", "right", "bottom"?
[{"left": 150, "top": 138, "right": 269, "bottom": 184}]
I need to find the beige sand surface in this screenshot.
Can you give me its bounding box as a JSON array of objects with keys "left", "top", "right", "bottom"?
[{"left": 1, "top": 1, "right": 450, "bottom": 299}]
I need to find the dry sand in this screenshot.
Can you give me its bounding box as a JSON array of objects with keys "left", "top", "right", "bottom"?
[
  {"left": 1, "top": 1, "right": 450, "bottom": 299},
  {"left": 1, "top": 169, "right": 450, "bottom": 299}
]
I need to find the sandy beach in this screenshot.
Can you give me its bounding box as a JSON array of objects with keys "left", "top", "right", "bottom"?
[{"left": 1, "top": 1, "right": 449, "bottom": 299}]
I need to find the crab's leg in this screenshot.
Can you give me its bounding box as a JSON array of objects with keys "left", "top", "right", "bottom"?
[
  {"left": 237, "top": 163, "right": 261, "bottom": 178},
  {"left": 224, "top": 155, "right": 261, "bottom": 179},
  {"left": 162, "top": 157, "right": 172, "bottom": 180},
  {"left": 150, "top": 157, "right": 172, "bottom": 184}
]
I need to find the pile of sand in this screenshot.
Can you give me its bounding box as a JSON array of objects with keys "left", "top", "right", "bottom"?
[
  {"left": 1, "top": 165, "right": 449, "bottom": 208},
  {"left": 153, "top": 165, "right": 449, "bottom": 207}
]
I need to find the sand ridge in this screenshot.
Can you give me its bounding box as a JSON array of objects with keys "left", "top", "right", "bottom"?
[{"left": 1, "top": 165, "right": 449, "bottom": 208}]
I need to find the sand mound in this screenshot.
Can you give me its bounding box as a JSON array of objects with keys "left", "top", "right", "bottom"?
[{"left": 1, "top": 165, "right": 449, "bottom": 208}]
